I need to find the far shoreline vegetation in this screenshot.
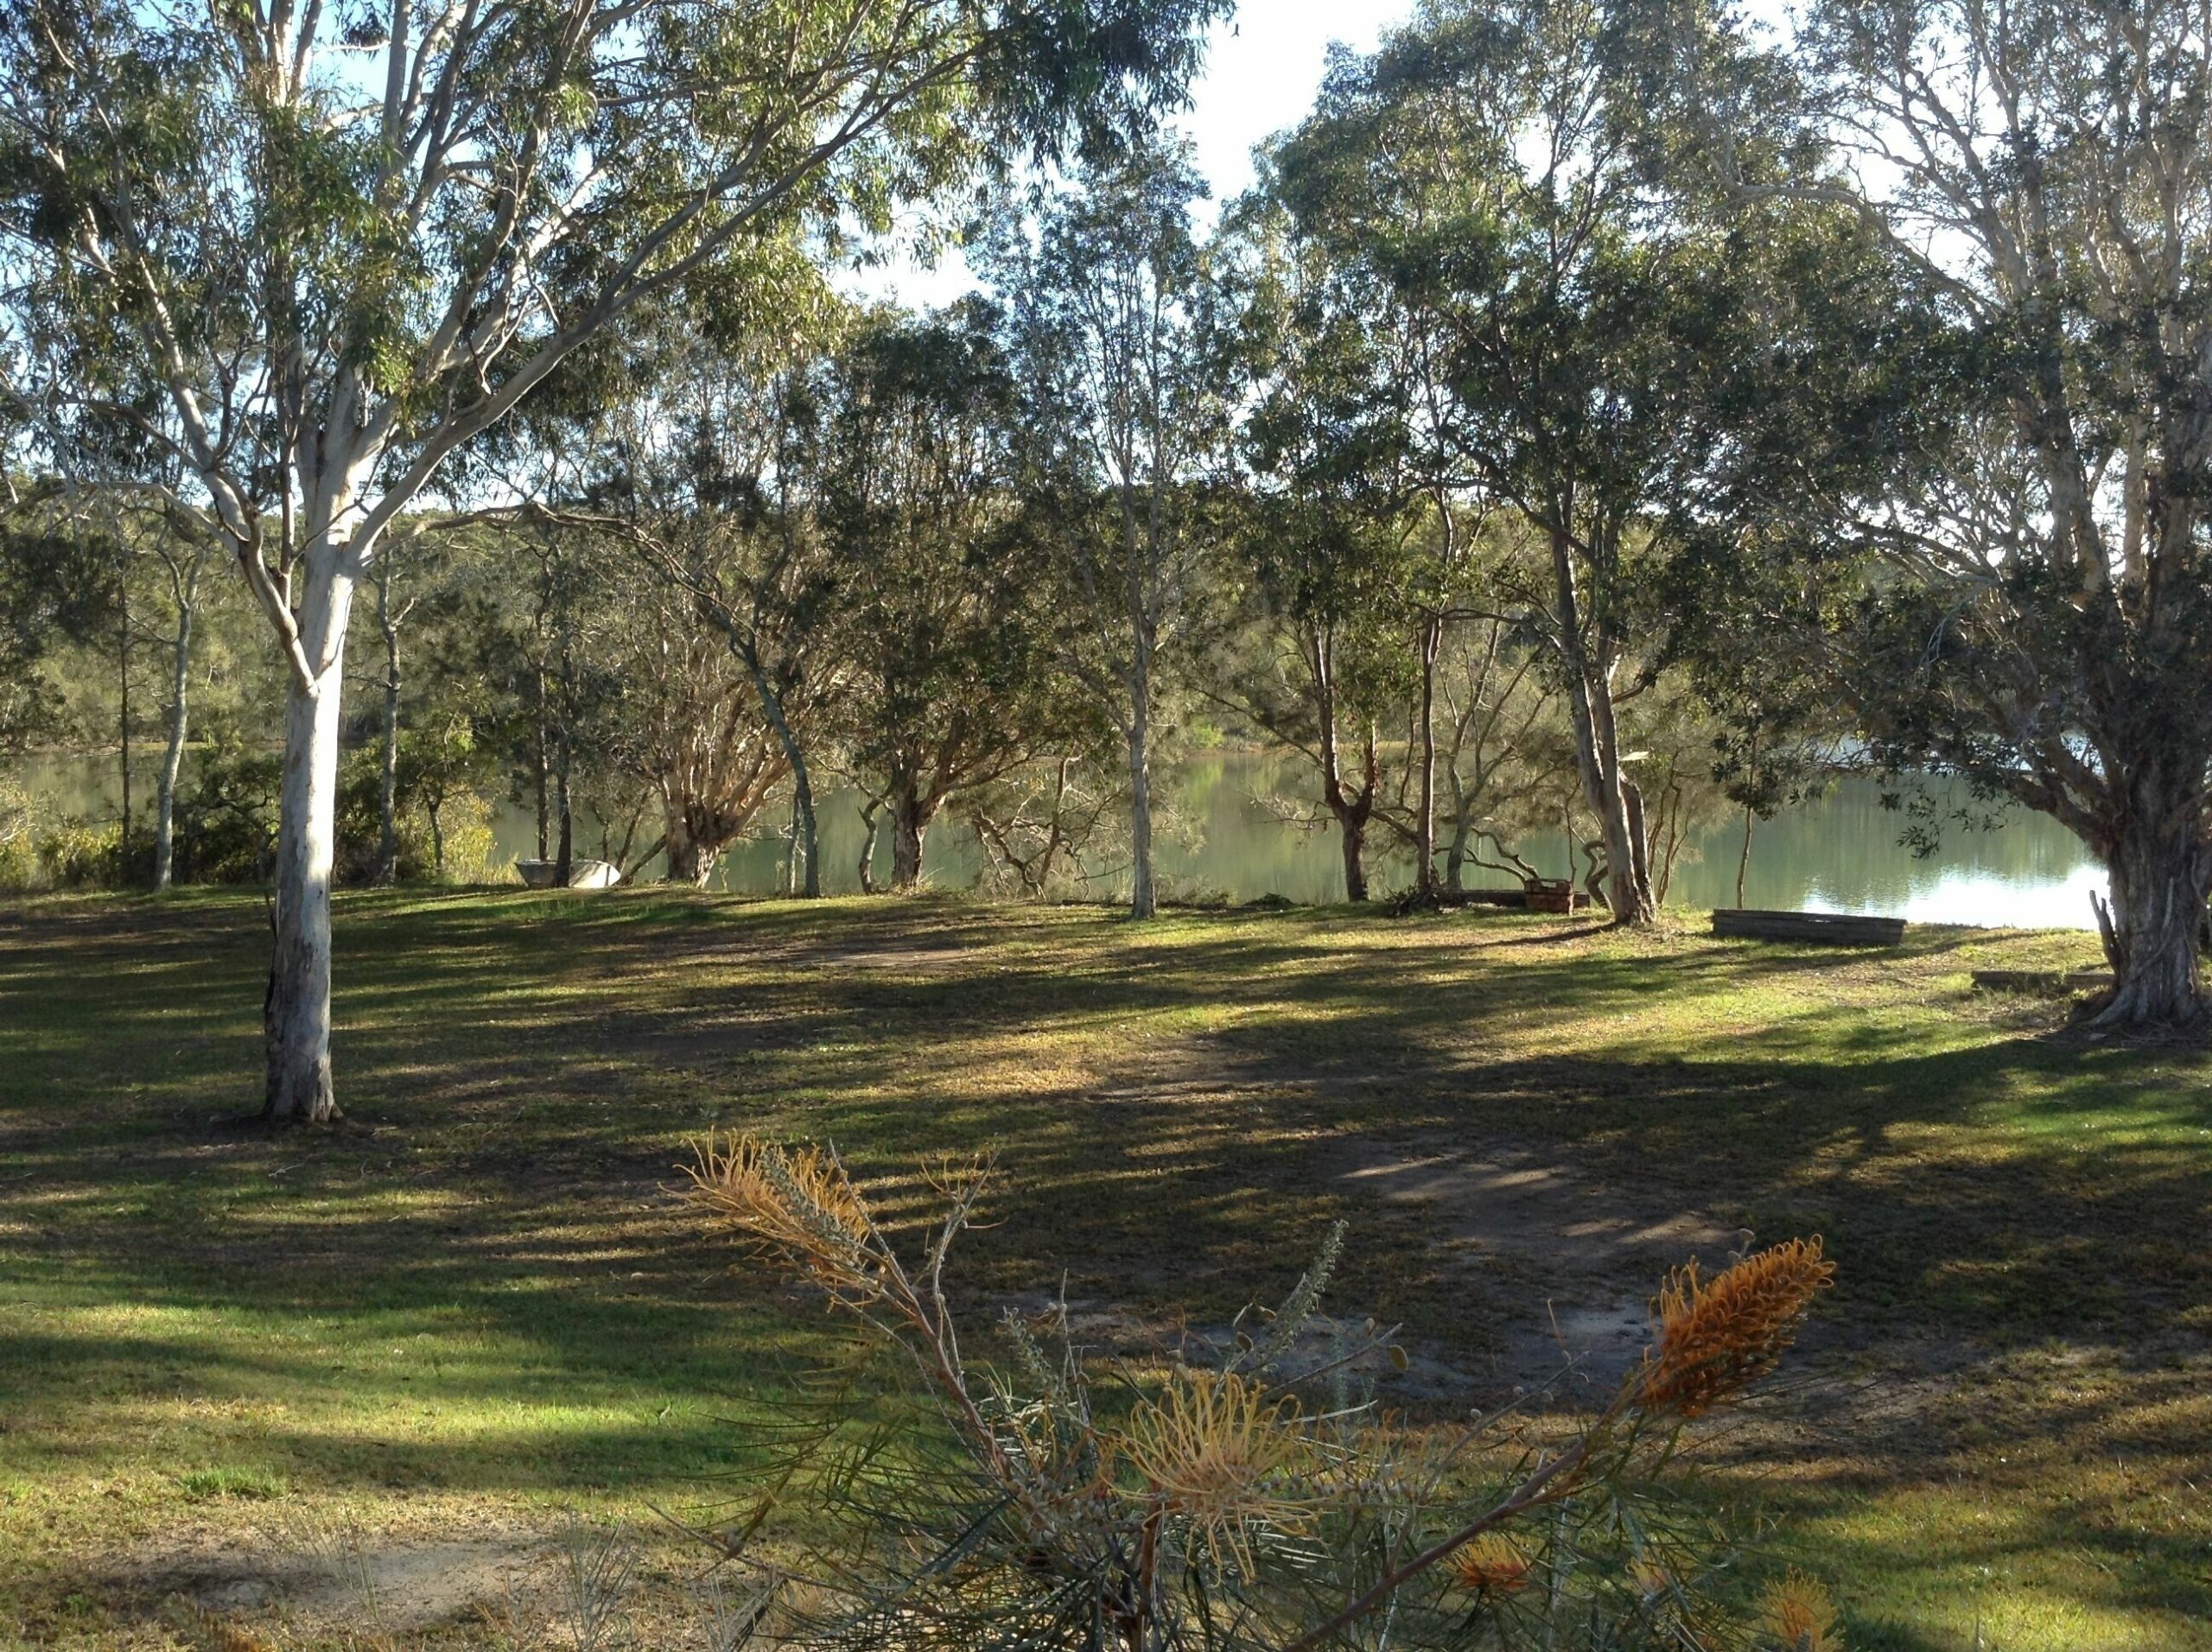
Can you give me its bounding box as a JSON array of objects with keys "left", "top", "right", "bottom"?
[{"left": 3, "top": 0, "right": 2209, "bottom": 1645}]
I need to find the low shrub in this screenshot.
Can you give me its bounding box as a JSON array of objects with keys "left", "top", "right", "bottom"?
[
  {"left": 34, "top": 817, "right": 121, "bottom": 887},
  {"left": 677, "top": 1135, "right": 1841, "bottom": 1651}
]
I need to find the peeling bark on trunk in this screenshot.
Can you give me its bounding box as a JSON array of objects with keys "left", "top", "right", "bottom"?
[
  {"left": 858, "top": 798, "right": 882, "bottom": 894},
  {"left": 889, "top": 783, "right": 934, "bottom": 891},
  {"left": 2092, "top": 810, "right": 2209, "bottom": 1026},
  {"left": 664, "top": 823, "right": 720, "bottom": 888},
  {"left": 1339, "top": 807, "right": 1370, "bottom": 903}
]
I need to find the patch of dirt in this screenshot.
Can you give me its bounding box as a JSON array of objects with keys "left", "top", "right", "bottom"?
[
  {"left": 991, "top": 1292, "right": 1489, "bottom": 1403},
  {"left": 812, "top": 944, "right": 973, "bottom": 972},
  {"left": 1328, "top": 1141, "right": 1739, "bottom": 1398},
  {"left": 123, "top": 1529, "right": 547, "bottom": 1633}
]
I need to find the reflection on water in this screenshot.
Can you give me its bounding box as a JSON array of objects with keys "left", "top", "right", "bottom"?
[{"left": 11, "top": 749, "right": 2106, "bottom": 930}]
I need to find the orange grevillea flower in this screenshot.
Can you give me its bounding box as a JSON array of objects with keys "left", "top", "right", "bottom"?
[
  {"left": 683, "top": 1134, "right": 877, "bottom": 1290},
  {"left": 1637, "top": 1237, "right": 1834, "bottom": 1418},
  {"left": 1447, "top": 1533, "right": 1533, "bottom": 1598},
  {"left": 1758, "top": 1569, "right": 1842, "bottom": 1651},
  {"left": 1123, "top": 1369, "right": 1311, "bottom": 1573}
]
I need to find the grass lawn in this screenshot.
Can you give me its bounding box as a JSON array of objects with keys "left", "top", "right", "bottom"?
[{"left": 1, "top": 889, "right": 2207, "bottom": 1649}]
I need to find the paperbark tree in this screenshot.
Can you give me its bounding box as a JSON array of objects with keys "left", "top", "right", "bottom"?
[
  {"left": 539, "top": 316, "right": 847, "bottom": 897},
  {"left": 149, "top": 511, "right": 211, "bottom": 889},
  {"left": 0, "top": 0, "right": 1220, "bottom": 1116},
  {"left": 1214, "top": 201, "right": 1424, "bottom": 902},
  {"left": 1750, "top": 0, "right": 2212, "bottom": 1024},
  {"left": 613, "top": 576, "right": 791, "bottom": 888},
  {"left": 819, "top": 302, "right": 1055, "bottom": 892},
  {"left": 1276, "top": 0, "right": 1757, "bottom": 924},
  {"left": 995, "top": 141, "right": 1224, "bottom": 920}
]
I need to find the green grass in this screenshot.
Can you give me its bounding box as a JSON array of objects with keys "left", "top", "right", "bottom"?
[{"left": 1, "top": 888, "right": 2207, "bottom": 1649}]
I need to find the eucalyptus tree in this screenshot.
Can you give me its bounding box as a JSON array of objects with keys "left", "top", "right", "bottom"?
[
  {"left": 605, "top": 555, "right": 793, "bottom": 886},
  {"left": 0, "top": 0, "right": 1222, "bottom": 1119},
  {"left": 818, "top": 301, "right": 1059, "bottom": 891},
  {"left": 1687, "top": 0, "right": 2212, "bottom": 1023},
  {"left": 994, "top": 140, "right": 1225, "bottom": 919},
  {"left": 546, "top": 305, "right": 851, "bottom": 896},
  {"left": 1213, "top": 206, "right": 1420, "bottom": 901},
  {"left": 1433, "top": 613, "right": 1558, "bottom": 892},
  {"left": 1241, "top": 162, "right": 1491, "bottom": 897},
  {"left": 1276, "top": 0, "right": 1748, "bottom": 924},
  {"left": 0, "top": 492, "right": 111, "bottom": 756},
  {"left": 145, "top": 504, "right": 214, "bottom": 888}
]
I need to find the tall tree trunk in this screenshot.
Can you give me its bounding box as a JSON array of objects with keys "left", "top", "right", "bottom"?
[
  {"left": 1123, "top": 595, "right": 1158, "bottom": 920},
  {"left": 889, "top": 781, "right": 932, "bottom": 891},
  {"left": 664, "top": 818, "right": 719, "bottom": 888},
  {"left": 1548, "top": 524, "right": 1653, "bottom": 925},
  {"left": 532, "top": 689, "right": 550, "bottom": 861},
  {"left": 785, "top": 755, "right": 818, "bottom": 899},
  {"left": 740, "top": 649, "right": 819, "bottom": 899},
  {"left": 553, "top": 734, "right": 573, "bottom": 887},
  {"left": 118, "top": 569, "right": 132, "bottom": 874},
  {"left": 1735, "top": 806, "right": 1754, "bottom": 908},
  {"left": 1415, "top": 615, "right": 1441, "bottom": 893},
  {"left": 858, "top": 797, "right": 882, "bottom": 894},
  {"left": 1622, "top": 776, "right": 1654, "bottom": 912},
  {"left": 373, "top": 565, "right": 402, "bottom": 886},
  {"left": 553, "top": 636, "right": 575, "bottom": 886},
  {"left": 1127, "top": 696, "right": 1155, "bottom": 921},
  {"left": 2092, "top": 801, "right": 2210, "bottom": 1026},
  {"left": 1339, "top": 807, "right": 1369, "bottom": 903},
  {"left": 153, "top": 600, "right": 193, "bottom": 891},
  {"left": 264, "top": 550, "right": 358, "bottom": 1124}
]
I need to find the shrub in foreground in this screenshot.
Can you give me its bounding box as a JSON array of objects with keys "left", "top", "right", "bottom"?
[{"left": 679, "top": 1135, "right": 1840, "bottom": 1651}]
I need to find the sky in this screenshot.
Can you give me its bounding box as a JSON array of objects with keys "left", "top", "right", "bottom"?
[{"left": 849, "top": 0, "right": 1418, "bottom": 309}]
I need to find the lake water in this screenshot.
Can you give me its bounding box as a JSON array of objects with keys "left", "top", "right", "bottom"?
[{"left": 11, "top": 750, "right": 2106, "bottom": 930}]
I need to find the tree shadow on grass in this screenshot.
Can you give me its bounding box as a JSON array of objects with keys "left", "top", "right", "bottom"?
[{"left": 3, "top": 891, "right": 2205, "bottom": 1639}]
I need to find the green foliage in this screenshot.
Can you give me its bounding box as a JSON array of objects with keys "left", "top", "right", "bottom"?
[
  {"left": 165, "top": 736, "right": 279, "bottom": 885},
  {"left": 173, "top": 1465, "right": 289, "bottom": 1503},
  {"left": 0, "top": 773, "right": 37, "bottom": 888},
  {"left": 0, "top": 509, "right": 119, "bottom": 756},
  {"left": 29, "top": 814, "right": 117, "bottom": 886}
]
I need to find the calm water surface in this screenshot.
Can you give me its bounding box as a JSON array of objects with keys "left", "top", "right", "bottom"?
[{"left": 16, "top": 750, "right": 2105, "bottom": 930}]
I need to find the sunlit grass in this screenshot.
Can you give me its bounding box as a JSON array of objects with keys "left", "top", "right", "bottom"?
[{"left": 0, "top": 888, "right": 2206, "bottom": 1647}]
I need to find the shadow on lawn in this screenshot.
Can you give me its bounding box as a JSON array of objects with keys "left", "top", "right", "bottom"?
[{"left": 2, "top": 895, "right": 2206, "bottom": 1575}]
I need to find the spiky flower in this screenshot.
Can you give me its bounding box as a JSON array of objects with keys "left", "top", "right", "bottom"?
[
  {"left": 1758, "top": 1569, "right": 1842, "bottom": 1651},
  {"left": 1637, "top": 1238, "right": 1834, "bottom": 1418},
  {"left": 683, "top": 1134, "right": 878, "bottom": 1296},
  {"left": 1122, "top": 1369, "right": 1313, "bottom": 1573},
  {"left": 1446, "top": 1533, "right": 1532, "bottom": 1598}
]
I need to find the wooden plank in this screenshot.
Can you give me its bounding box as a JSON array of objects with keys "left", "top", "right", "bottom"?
[
  {"left": 1711, "top": 908, "right": 1906, "bottom": 946},
  {"left": 1970, "top": 968, "right": 2113, "bottom": 994},
  {"left": 1388, "top": 885, "right": 1592, "bottom": 916}
]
